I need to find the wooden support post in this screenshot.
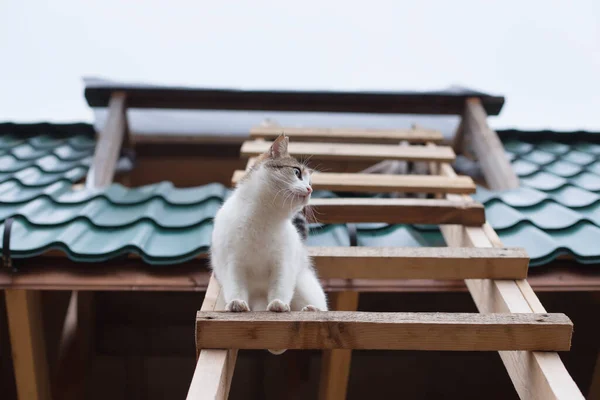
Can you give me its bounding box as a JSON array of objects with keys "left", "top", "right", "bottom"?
[
  {"left": 319, "top": 291, "right": 359, "bottom": 400},
  {"left": 86, "top": 91, "right": 128, "bottom": 188},
  {"left": 589, "top": 350, "right": 600, "bottom": 400},
  {"left": 52, "top": 292, "right": 94, "bottom": 400},
  {"left": 463, "top": 97, "right": 519, "bottom": 190},
  {"left": 5, "top": 290, "right": 52, "bottom": 400}
]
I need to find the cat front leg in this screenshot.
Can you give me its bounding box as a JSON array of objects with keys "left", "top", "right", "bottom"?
[
  {"left": 221, "top": 265, "right": 250, "bottom": 312},
  {"left": 266, "top": 263, "right": 296, "bottom": 313}
]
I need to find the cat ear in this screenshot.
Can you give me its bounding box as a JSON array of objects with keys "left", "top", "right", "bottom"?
[{"left": 269, "top": 134, "right": 289, "bottom": 159}]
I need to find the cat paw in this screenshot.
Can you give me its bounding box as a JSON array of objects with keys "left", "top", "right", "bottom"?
[
  {"left": 267, "top": 299, "right": 290, "bottom": 313},
  {"left": 301, "top": 305, "right": 320, "bottom": 312},
  {"left": 226, "top": 299, "right": 250, "bottom": 312}
]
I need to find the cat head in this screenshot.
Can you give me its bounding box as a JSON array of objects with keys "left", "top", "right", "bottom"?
[{"left": 250, "top": 134, "right": 313, "bottom": 211}]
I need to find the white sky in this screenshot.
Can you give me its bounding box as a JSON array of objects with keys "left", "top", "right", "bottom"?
[{"left": 1, "top": 0, "right": 599, "bottom": 131}]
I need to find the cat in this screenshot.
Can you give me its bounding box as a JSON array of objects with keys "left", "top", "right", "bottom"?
[{"left": 210, "top": 134, "right": 328, "bottom": 354}]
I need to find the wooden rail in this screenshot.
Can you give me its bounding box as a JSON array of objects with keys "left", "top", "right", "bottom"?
[
  {"left": 232, "top": 170, "right": 477, "bottom": 194},
  {"left": 195, "top": 311, "right": 572, "bottom": 351},
  {"left": 250, "top": 126, "right": 444, "bottom": 144},
  {"left": 311, "top": 247, "right": 529, "bottom": 280},
  {"left": 308, "top": 198, "right": 485, "bottom": 225},
  {"left": 241, "top": 140, "right": 456, "bottom": 162}
]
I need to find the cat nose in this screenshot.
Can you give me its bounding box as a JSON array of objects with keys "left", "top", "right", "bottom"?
[{"left": 306, "top": 187, "right": 312, "bottom": 194}]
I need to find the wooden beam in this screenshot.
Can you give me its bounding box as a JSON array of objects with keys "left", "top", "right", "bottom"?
[
  {"left": 250, "top": 126, "right": 444, "bottom": 144},
  {"left": 311, "top": 246, "right": 529, "bottom": 280},
  {"left": 196, "top": 311, "right": 572, "bottom": 351},
  {"left": 463, "top": 97, "right": 519, "bottom": 190},
  {"left": 86, "top": 91, "right": 128, "bottom": 188},
  {"left": 84, "top": 85, "right": 506, "bottom": 115},
  {"left": 436, "top": 161, "right": 583, "bottom": 399},
  {"left": 187, "top": 276, "right": 237, "bottom": 400},
  {"left": 241, "top": 140, "right": 456, "bottom": 163},
  {"left": 5, "top": 290, "right": 52, "bottom": 400},
  {"left": 4, "top": 262, "right": 600, "bottom": 292},
  {"left": 52, "top": 292, "right": 94, "bottom": 400},
  {"left": 589, "top": 350, "right": 600, "bottom": 400},
  {"left": 319, "top": 291, "right": 359, "bottom": 400},
  {"left": 308, "top": 197, "right": 485, "bottom": 225},
  {"left": 232, "top": 170, "right": 476, "bottom": 194}
]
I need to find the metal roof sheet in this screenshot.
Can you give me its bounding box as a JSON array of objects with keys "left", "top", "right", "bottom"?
[{"left": 1, "top": 123, "right": 599, "bottom": 267}]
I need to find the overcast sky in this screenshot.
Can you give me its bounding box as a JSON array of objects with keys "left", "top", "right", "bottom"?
[{"left": 1, "top": 1, "right": 599, "bottom": 131}]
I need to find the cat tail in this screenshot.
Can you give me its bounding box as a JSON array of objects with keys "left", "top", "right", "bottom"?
[{"left": 292, "top": 210, "right": 309, "bottom": 241}]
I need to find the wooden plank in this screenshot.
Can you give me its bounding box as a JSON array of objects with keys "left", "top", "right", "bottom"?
[
  {"left": 241, "top": 140, "right": 456, "bottom": 163},
  {"left": 437, "top": 161, "right": 584, "bottom": 399},
  {"left": 84, "top": 85, "right": 506, "bottom": 115},
  {"left": 3, "top": 263, "right": 600, "bottom": 293},
  {"left": 463, "top": 97, "right": 519, "bottom": 190},
  {"left": 232, "top": 170, "right": 476, "bottom": 194},
  {"left": 319, "top": 291, "right": 359, "bottom": 400},
  {"left": 308, "top": 198, "right": 485, "bottom": 225},
  {"left": 52, "top": 292, "right": 94, "bottom": 400},
  {"left": 195, "top": 311, "right": 572, "bottom": 351},
  {"left": 250, "top": 126, "right": 443, "bottom": 144},
  {"left": 187, "top": 276, "right": 238, "bottom": 400},
  {"left": 86, "top": 91, "right": 127, "bottom": 188},
  {"left": 5, "top": 290, "right": 52, "bottom": 400},
  {"left": 589, "top": 350, "right": 600, "bottom": 400},
  {"left": 311, "top": 246, "right": 529, "bottom": 280}
]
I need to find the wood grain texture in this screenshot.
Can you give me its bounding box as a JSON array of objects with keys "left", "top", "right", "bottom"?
[
  {"left": 438, "top": 161, "right": 584, "bottom": 400},
  {"left": 319, "top": 292, "right": 359, "bottom": 400},
  {"left": 86, "top": 91, "right": 127, "bottom": 188},
  {"left": 463, "top": 97, "right": 519, "bottom": 190},
  {"left": 195, "top": 311, "right": 572, "bottom": 351},
  {"left": 310, "top": 246, "right": 529, "bottom": 280},
  {"left": 5, "top": 290, "right": 52, "bottom": 400},
  {"left": 232, "top": 170, "right": 476, "bottom": 194},
  {"left": 187, "top": 276, "right": 238, "bottom": 400},
  {"left": 241, "top": 140, "right": 456, "bottom": 162},
  {"left": 250, "top": 126, "right": 443, "bottom": 144},
  {"left": 308, "top": 197, "right": 485, "bottom": 225}
]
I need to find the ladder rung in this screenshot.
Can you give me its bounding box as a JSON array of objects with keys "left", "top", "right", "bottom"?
[
  {"left": 310, "top": 247, "right": 528, "bottom": 280},
  {"left": 308, "top": 198, "right": 485, "bottom": 226},
  {"left": 250, "top": 126, "right": 444, "bottom": 144},
  {"left": 232, "top": 171, "right": 476, "bottom": 194},
  {"left": 241, "top": 141, "right": 455, "bottom": 163},
  {"left": 195, "top": 311, "right": 572, "bottom": 351}
]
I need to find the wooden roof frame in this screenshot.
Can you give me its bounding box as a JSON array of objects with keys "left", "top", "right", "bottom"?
[{"left": 2, "top": 87, "right": 587, "bottom": 400}]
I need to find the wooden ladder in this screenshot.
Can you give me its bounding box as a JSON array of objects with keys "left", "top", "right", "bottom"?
[{"left": 187, "top": 126, "right": 581, "bottom": 400}]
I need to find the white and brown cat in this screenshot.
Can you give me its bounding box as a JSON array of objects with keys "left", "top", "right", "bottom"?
[{"left": 210, "top": 135, "right": 328, "bottom": 354}]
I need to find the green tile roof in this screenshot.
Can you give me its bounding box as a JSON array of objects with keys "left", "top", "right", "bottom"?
[{"left": 1, "top": 123, "right": 599, "bottom": 268}]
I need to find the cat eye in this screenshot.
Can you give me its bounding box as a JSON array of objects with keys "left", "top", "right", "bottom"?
[{"left": 293, "top": 167, "right": 302, "bottom": 179}]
